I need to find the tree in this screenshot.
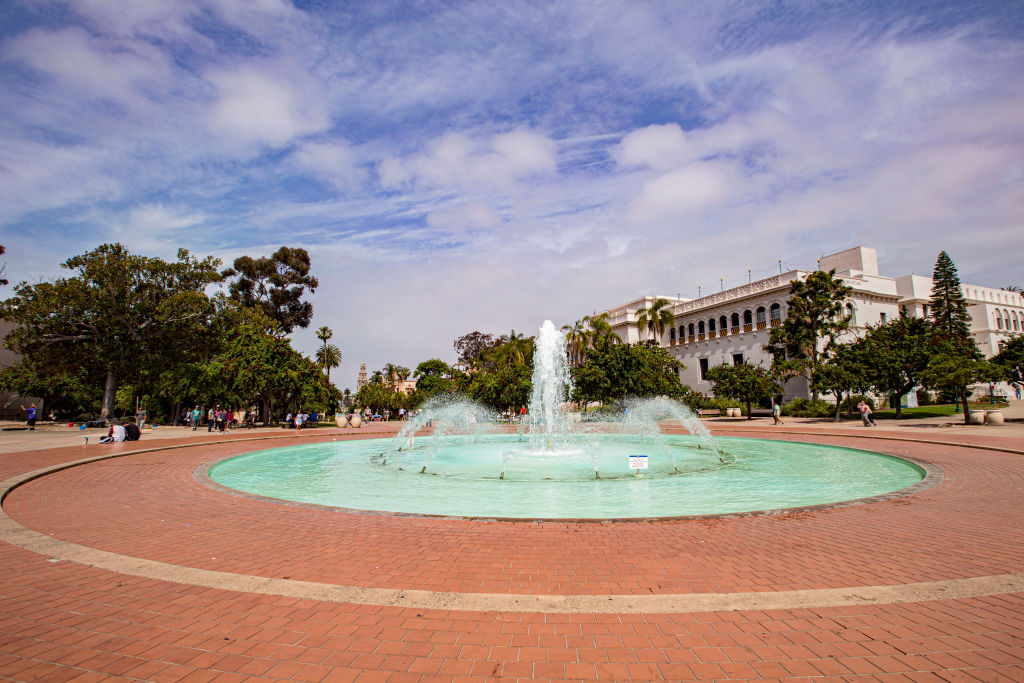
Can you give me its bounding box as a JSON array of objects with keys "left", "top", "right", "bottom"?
[
  {"left": 1, "top": 244, "right": 222, "bottom": 421},
  {"left": 315, "top": 344, "right": 342, "bottom": 382},
  {"left": 921, "top": 344, "right": 1002, "bottom": 424},
  {"left": 861, "top": 317, "right": 933, "bottom": 418},
  {"left": 767, "top": 269, "right": 852, "bottom": 400},
  {"left": 221, "top": 246, "right": 319, "bottom": 334},
  {"left": 636, "top": 298, "right": 675, "bottom": 343},
  {"left": 927, "top": 252, "right": 978, "bottom": 421},
  {"left": 992, "top": 335, "right": 1024, "bottom": 388},
  {"left": 561, "top": 319, "right": 585, "bottom": 365},
  {"left": 571, "top": 342, "right": 685, "bottom": 407},
  {"left": 705, "top": 362, "right": 778, "bottom": 420},
  {"left": 453, "top": 331, "right": 494, "bottom": 370},
  {"left": 314, "top": 326, "right": 341, "bottom": 382},
  {"left": 929, "top": 251, "right": 971, "bottom": 340},
  {"left": 412, "top": 359, "right": 455, "bottom": 403}
]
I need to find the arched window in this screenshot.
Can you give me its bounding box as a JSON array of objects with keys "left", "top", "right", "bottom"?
[
  {"left": 756, "top": 307, "right": 767, "bottom": 329},
  {"left": 1014, "top": 312, "right": 1020, "bottom": 331},
  {"left": 669, "top": 327, "right": 676, "bottom": 341},
  {"left": 743, "top": 310, "right": 753, "bottom": 332},
  {"left": 698, "top": 320, "right": 705, "bottom": 339},
  {"left": 719, "top": 315, "right": 728, "bottom": 335},
  {"left": 846, "top": 302, "right": 855, "bottom": 325},
  {"left": 996, "top": 312, "right": 1003, "bottom": 329},
  {"left": 688, "top": 323, "right": 695, "bottom": 340},
  {"left": 770, "top": 303, "right": 782, "bottom": 327},
  {"left": 679, "top": 325, "right": 685, "bottom": 340},
  {"left": 730, "top": 313, "right": 740, "bottom": 332}
]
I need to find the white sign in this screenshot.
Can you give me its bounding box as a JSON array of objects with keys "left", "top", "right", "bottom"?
[{"left": 629, "top": 454, "right": 648, "bottom": 470}]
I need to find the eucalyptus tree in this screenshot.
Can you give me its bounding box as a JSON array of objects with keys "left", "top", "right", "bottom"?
[
  {"left": 766, "top": 269, "right": 853, "bottom": 400},
  {"left": 221, "top": 246, "right": 319, "bottom": 334}
]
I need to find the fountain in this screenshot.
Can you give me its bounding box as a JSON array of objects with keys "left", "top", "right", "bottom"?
[
  {"left": 376, "top": 320, "right": 725, "bottom": 481},
  {"left": 209, "top": 320, "right": 926, "bottom": 519}
]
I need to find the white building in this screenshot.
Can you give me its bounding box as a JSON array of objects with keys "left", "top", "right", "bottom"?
[{"left": 601, "top": 246, "right": 1023, "bottom": 401}]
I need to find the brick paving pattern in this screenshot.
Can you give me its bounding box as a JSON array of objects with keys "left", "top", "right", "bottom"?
[{"left": 1, "top": 425, "right": 1022, "bottom": 681}]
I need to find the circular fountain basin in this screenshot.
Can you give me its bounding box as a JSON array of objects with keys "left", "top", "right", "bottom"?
[{"left": 208, "top": 435, "right": 926, "bottom": 519}]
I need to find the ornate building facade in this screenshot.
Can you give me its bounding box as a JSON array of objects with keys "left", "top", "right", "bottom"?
[{"left": 602, "top": 247, "right": 1023, "bottom": 401}]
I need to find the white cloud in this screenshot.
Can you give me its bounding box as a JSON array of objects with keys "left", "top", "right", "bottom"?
[
  {"left": 4, "top": 26, "right": 171, "bottom": 105},
  {"left": 425, "top": 203, "right": 502, "bottom": 234},
  {"left": 615, "top": 123, "right": 690, "bottom": 170},
  {"left": 627, "top": 161, "right": 736, "bottom": 225},
  {"left": 206, "top": 67, "right": 330, "bottom": 147},
  {"left": 292, "top": 141, "right": 363, "bottom": 187},
  {"left": 379, "top": 130, "right": 557, "bottom": 191}
]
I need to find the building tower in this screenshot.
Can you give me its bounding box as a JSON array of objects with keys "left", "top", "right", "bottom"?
[{"left": 357, "top": 362, "right": 367, "bottom": 390}]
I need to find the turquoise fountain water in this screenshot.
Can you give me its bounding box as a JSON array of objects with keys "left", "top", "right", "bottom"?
[{"left": 209, "top": 320, "right": 925, "bottom": 519}]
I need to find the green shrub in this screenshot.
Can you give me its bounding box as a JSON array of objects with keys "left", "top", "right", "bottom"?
[
  {"left": 916, "top": 389, "right": 933, "bottom": 406},
  {"left": 783, "top": 398, "right": 835, "bottom": 418},
  {"left": 710, "top": 397, "right": 742, "bottom": 411},
  {"left": 680, "top": 390, "right": 713, "bottom": 410}
]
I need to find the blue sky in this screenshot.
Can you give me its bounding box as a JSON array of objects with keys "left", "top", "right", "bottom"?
[{"left": 1, "top": 0, "right": 1022, "bottom": 389}]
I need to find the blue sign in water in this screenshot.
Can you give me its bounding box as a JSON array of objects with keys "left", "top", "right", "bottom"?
[{"left": 629, "top": 454, "right": 649, "bottom": 469}]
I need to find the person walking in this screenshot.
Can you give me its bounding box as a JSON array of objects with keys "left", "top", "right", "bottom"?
[
  {"left": 858, "top": 401, "right": 874, "bottom": 427},
  {"left": 772, "top": 401, "right": 784, "bottom": 425},
  {"left": 135, "top": 405, "right": 146, "bottom": 431},
  {"left": 190, "top": 405, "right": 202, "bottom": 431}
]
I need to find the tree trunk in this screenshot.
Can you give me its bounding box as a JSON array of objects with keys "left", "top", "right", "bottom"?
[
  {"left": 100, "top": 370, "right": 118, "bottom": 422},
  {"left": 834, "top": 395, "right": 842, "bottom": 422},
  {"left": 961, "top": 388, "right": 970, "bottom": 425},
  {"left": 894, "top": 393, "right": 903, "bottom": 419}
]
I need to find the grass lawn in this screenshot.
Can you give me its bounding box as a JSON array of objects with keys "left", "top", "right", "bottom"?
[{"left": 872, "top": 403, "right": 1008, "bottom": 419}]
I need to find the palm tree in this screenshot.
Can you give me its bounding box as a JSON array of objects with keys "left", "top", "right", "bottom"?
[
  {"left": 315, "top": 344, "right": 341, "bottom": 382},
  {"left": 562, "top": 319, "right": 584, "bottom": 365},
  {"left": 582, "top": 312, "right": 619, "bottom": 350},
  {"left": 636, "top": 298, "right": 675, "bottom": 343},
  {"left": 316, "top": 326, "right": 333, "bottom": 344}
]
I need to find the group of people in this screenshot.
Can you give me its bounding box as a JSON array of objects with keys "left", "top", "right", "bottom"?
[
  {"left": 99, "top": 418, "right": 142, "bottom": 443},
  {"left": 183, "top": 405, "right": 236, "bottom": 432},
  {"left": 284, "top": 411, "right": 319, "bottom": 428}
]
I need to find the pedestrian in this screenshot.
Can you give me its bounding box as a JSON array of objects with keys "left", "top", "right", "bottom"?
[
  {"left": 1016, "top": 384, "right": 1022, "bottom": 400},
  {"left": 207, "top": 406, "right": 216, "bottom": 432},
  {"left": 225, "top": 409, "right": 234, "bottom": 431},
  {"left": 772, "top": 401, "right": 784, "bottom": 425},
  {"left": 858, "top": 401, "right": 874, "bottom": 427},
  {"left": 294, "top": 411, "right": 303, "bottom": 429},
  {"left": 20, "top": 403, "right": 37, "bottom": 431},
  {"left": 191, "top": 405, "right": 202, "bottom": 431},
  {"left": 135, "top": 405, "right": 147, "bottom": 431}
]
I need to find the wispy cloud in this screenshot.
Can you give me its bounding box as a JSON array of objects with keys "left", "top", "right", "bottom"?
[{"left": 2, "top": 0, "right": 1022, "bottom": 385}]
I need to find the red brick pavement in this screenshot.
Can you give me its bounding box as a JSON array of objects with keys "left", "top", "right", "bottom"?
[{"left": 1, "top": 426, "right": 1022, "bottom": 680}]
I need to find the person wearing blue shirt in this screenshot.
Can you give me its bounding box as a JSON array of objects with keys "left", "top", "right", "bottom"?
[{"left": 21, "top": 403, "right": 37, "bottom": 431}]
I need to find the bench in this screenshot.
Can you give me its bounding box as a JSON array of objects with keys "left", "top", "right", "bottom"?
[{"left": 697, "top": 409, "right": 721, "bottom": 417}]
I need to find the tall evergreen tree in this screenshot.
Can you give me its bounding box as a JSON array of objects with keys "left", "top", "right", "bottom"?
[{"left": 929, "top": 251, "right": 971, "bottom": 340}]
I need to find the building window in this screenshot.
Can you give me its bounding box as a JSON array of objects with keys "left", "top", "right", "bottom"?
[
  {"left": 756, "top": 307, "right": 767, "bottom": 329},
  {"left": 922, "top": 304, "right": 929, "bottom": 317},
  {"left": 699, "top": 358, "right": 709, "bottom": 381},
  {"left": 688, "top": 323, "right": 695, "bottom": 340},
  {"left": 846, "top": 302, "right": 855, "bottom": 325},
  {"left": 769, "top": 303, "right": 781, "bottom": 327},
  {"left": 719, "top": 315, "right": 728, "bottom": 334},
  {"left": 880, "top": 312, "right": 887, "bottom": 325},
  {"left": 708, "top": 318, "right": 716, "bottom": 332},
  {"left": 733, "top": 353, "right": 744, "bottom": 366},
  {"left": 698, "top": 320, "right": 705, "bottom": 334},
  {"left": 730, "top": 312, "right": 740, "bottom": 331},
  {"left": 679, "top": 325, "right": 685, "bottom": 340},
  {"left": 669, "top": 327, "right": 676, "bottom": 341},
  {"left": 743, "top": 310, "right": 753, "bottom": 332},
  {"left": 995, "top": 313, "right": 1003, "bottom": 329}
]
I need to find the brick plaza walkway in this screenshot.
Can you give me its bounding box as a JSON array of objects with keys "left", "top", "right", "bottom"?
[{"left": 1, "top": 423, "right": 1022, "bottom": 681}]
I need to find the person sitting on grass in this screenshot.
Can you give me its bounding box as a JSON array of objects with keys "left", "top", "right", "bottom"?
[{"left": 124, "top": 419, "right": 141, "bottom": 441}]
